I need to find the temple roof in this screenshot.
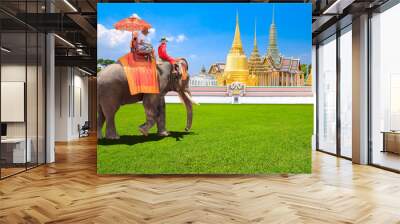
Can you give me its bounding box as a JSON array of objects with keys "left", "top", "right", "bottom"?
[
  {"left": 280, "top": 58, "right": 301, "bottom": 74},
  {"left": 263, "top": 55, "right": 278, "bottom": 71},
  {"left": 208, "top": 63, "right": 225, "bottom": 74},
  {"left": 263, "top": 55, "right": 302, "bottom": 74},
  {"left": 192, "top": 65, "right": 216, "bottom": 80}
]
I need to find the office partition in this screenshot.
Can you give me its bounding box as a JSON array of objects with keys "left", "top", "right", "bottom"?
[{"left": 0, "top": 0, "right": 47, "bottom": 179}]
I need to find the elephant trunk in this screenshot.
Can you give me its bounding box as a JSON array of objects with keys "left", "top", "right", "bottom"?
[{"left": 179, "top": 90, "right": 193, "bottom": 132}]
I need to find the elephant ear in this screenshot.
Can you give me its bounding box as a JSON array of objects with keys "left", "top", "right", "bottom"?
[
  {"left": 177, "top": 58, "right": 189, "bottom": 80},
  {"left": 178, "top": 58, "right": 189, "bottom": 71}
]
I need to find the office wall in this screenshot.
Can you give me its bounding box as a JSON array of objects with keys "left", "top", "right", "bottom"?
[
  {"left": 88, "top": 77, "right": 97, "bottom": 132},
  {"left": 1, "top": 61, "right": 46, "bottom": 173},
  {"left": 1, "top": 64, "right": 43, "bottom": 139},
  {"left": 54, "top": 67, "right": 89, "bottom": 141},
  {"left": 55, "top": 67, "right": 69, "bottom": 141}
]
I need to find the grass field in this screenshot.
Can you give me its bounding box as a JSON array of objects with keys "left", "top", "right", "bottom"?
[{"left": 97, "top": 104, "right": 313, "bottom": 174}]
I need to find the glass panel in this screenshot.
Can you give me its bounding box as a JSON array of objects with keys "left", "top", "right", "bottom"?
[
  {"left": 317, "top": 35, "right": 337, "bottom": 154},
  {"left": 26, "top": 0, "right": 41, "bottom": 169},
  {"left": 38, "top": 32, "right": 45, "bottom": 165},
  {"left": 340, "top": 26, "right": 352, "bottom": 158},
  {"left": 1, "top": 30, "right": 27, "bottom": 178},
  {"left": 371, "top": 4, "right": 400, "bottom": 171},
  {"left": 27, "top": 31, "right": 38, "bottom": 169},
  {"left": 0, "top": 0, "right": 47, "bottom": 178}
]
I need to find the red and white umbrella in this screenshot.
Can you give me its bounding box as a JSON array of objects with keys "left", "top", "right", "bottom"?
[{"left": 114, "top": 16, "right": 151, "bottom": 32}]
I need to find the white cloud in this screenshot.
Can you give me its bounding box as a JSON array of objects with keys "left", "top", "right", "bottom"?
[
  {"left": 131, "top": 13, "right": 141, "bottom": 19},
  {"left": 176, "top": 34, "right": 187, "bottom": 43},
  {"left": 97, "top": 24, "right": 131, "bottom": 48},
  {"left": 164, "top": 34, "right": 187, "bottom": 43},
  {"left": 189, "top": 54, "right": 197, "bottom": 59},
  {"left": 166, "top": 36, "right": 175, "bottom": 42},
  {"left": 147, "top": 28, "right": 156, "bottom": 42},
  {"left": 97, "top": 23, "right": 157, "bottom": 49}
]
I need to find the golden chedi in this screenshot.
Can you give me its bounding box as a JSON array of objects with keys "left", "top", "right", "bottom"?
[
  {"left": 223, "top": 14, "right": 256, "bottom": 86},
  {"left": 217, "top": 9, "right": 304, "bottom": 87}
]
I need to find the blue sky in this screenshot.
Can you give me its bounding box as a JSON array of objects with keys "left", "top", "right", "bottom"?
[{"left": 98, "top": 3, "right": 311, "bottom": 75}]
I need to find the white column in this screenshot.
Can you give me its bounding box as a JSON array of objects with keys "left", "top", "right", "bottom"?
[
  {"left": 312, "top": 45, "right": 317, "bottom": 150},
  {"left": 352, "top": 14, "right": 369, "bottom": 164},
  {"left": 45, "top": 0, "right": 56, "bottom": 163},
  {"left": 46, "top": 33, "right": 55, "bottom": 163}
]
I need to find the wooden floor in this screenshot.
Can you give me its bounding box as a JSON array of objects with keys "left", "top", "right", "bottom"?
[
  {"left": 1, "top": 136, "right": 400, "bottom": 223},
  {"left": 1, "top": 167, "right": 26, "bottom": 178},
  {"left": 373, "top": 151, "right": 400, "bottom": 171}
]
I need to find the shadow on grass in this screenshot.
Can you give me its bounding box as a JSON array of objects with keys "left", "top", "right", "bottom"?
[{"left": 98, "top": 131, "right": 194, "bottom": 146}]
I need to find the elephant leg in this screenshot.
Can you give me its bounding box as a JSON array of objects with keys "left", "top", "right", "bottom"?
[
  {"left": 139, "top": 95, "right": 159, "bottom": 136},
  {"left": 103, "top": 103, "right": 120, "bottom": 139},
  {"left": 156, "top": 97, "right": 169, "bottom": 136},
  {"left": 97, "top": 104, "right": 105, "bottom": 139}
]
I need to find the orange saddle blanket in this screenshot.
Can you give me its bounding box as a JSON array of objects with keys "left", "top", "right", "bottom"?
[{"left": 118, "top": 53, "right": 159, "bottom": 95}]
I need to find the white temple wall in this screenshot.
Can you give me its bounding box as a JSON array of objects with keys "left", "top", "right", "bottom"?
[{"left": 165, "top": 96, "right": 314, "bottom": 104}]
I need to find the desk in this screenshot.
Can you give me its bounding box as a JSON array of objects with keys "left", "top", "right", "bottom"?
[
  {"left": 1, "top": 138, "right": 31, "bottom": 163},
  {"left": 382, "top": 131, "right": 400, "bottom": 154}
]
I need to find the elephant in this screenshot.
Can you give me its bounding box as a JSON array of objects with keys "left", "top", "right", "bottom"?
[{"left": 97, "top": 59, "right": 196, "bottom": 139}]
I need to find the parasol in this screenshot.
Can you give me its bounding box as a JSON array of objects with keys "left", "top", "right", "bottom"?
[{"left": 114, "top": 16, "right": 151, "bottom": 32}]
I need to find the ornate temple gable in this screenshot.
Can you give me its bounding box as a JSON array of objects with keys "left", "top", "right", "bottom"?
[
  {"left": 208, "top": 63, "right": 225, "bottom": 75},
  {"left": 263, "top": 55, "right": 278, "bottom": 71},
  {"left": 289, "top": 59, "right": 301, "bottom": 74},
  {"left": 280, "top": 58, "right": 291, "bottom": 72},
  {"left": 278, "top": 57, "right": 302, "bottom": 74}
]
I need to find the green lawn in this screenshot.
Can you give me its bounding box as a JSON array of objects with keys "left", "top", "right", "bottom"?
[{"left": 97, "top": 104, "right": 313, "bottom": 174}]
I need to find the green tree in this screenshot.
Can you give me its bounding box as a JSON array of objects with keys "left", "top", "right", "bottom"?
[
  {"left": 300, "top": 64, "right": 312, "bottom": 80},
  {"left": 97, "top": 58, "right": 115, "bottom": 72},
  {"left": 300, "top": 64, "right": 308, "bottom": 75},
  {"left": 97, "top": 58, "right": 115, "bottom": 66},
  {"left": 103, "top": 59, "right": 115, "bottom": 66}
]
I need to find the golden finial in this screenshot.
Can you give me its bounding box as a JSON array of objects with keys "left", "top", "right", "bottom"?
[
  {"left": 230, "top": 10, "right": 243, "bottom": 54},
  {"left": 254, "top": 19, "right": 257, "bottom": 48},
  {"left": 236, "top": 10, "right": 239, "bottom": 24},
  {"left": 272, "top": 5, "right": 275, "bottom": 24}
]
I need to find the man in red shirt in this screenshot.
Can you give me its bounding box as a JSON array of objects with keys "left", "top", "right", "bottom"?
[{"left": 158, "top": 37, "right": 178, "bottom": 74}]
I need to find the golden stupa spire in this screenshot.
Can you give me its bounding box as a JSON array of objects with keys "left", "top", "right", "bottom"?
[
  {"left": 229, "top": 11, "right": 244, "bottom": 55},
  {"left": 223, "top": 11, "right": 251, "bottom": 85},
  {"left": 253, "top": 20, "right": 258, "bottom": 51}
]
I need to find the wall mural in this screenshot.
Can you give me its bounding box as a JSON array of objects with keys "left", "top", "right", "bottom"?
[{"left": 97, "top": 3, "right": 312, "bottom": 174}]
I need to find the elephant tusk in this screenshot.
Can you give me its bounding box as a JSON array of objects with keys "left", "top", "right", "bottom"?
[{"left": 184, "top": 92, "right": 200, "bottom": 105}]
